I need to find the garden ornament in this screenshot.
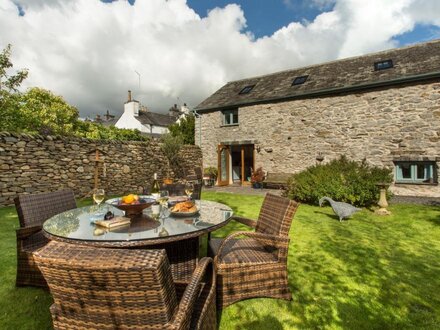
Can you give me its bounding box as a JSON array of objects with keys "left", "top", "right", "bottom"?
[{"left": 319, "top": 197, "right": 361, "bottom": 222}]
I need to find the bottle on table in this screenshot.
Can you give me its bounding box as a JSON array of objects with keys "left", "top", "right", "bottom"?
[{"left": 151, "top": 173, "right": 160, "bottom": 199}]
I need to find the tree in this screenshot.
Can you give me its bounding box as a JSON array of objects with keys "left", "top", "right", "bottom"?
[
  {"left": 18, "top": 87, "right": 79, "bottom": 135},
  {"left": 0, "top": 44, "right": 29, "bottom": 131},
  {"left": 160, "top": 133, "right": 184, "bottom": 176},
  {"left": 75, "top": 120, "right": 148, "bottom": 141},
  {"left": 168, "top": 114, "right": 195, "bottom": 145},
  {"left": 0, "top": 44, "right": 148, "bottom": 141}
]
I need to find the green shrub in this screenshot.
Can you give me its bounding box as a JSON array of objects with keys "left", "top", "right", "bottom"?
[
  {"left": 204, "top": 166, "right": 218, "bottom": 179},
  {"left": 287, "top": 156, "right": 393, "bottom": 206}
]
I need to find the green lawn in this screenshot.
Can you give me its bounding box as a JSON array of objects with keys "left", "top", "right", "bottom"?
[{"left": 1, "top": 192, "right": 440, "bottom": 329}]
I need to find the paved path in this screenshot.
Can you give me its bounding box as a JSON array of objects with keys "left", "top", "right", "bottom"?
[
  {"left": 203, "top": 186, "right": 440, "bottom": 205},
  {"left": 202, "top": 185, "right": 284, "bottom": 196}
]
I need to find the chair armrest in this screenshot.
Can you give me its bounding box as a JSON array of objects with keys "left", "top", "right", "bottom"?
[
  {"left": 16, "top": 226, "right": 42, "bottom": 240},
  {"left": 231, "top": 216, "right": 257, "bottom": 228},
  {"left": 170, "top": 257, "right": 215, "bottom": 329},
  {"left": 215, "top": 231, "right": 290, "bottom": 264}
]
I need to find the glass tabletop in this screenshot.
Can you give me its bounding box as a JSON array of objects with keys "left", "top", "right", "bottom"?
[{"left": 43, "top": 200, "right": 233, "bottom": 243}]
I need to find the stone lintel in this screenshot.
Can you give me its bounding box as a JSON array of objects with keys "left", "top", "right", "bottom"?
[
  {"left": 220, "top": 140, "right": 258, "bottom": 146},
  {"left": 393, "top": 156, "right": 439, "bottom": 162}
]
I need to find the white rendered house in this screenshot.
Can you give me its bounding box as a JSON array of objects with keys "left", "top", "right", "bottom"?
[{"left": 115, "top": 91, "right": 178, "bottom": 136}]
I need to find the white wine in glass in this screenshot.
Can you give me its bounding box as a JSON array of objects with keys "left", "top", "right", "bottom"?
[
  {"left": 158, "top": 190, "right": 169, "bottom": 219},
  {"left": 93, "top": 188, "right": 105, "bottom": 211},
  {"left": 158, "top": 190, "right": 169, "bottom": 206},
  {"left": 185, "top": 182, "right": 194, "bottom": 199}
]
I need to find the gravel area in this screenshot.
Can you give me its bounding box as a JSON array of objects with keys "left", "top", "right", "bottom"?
[
  {"left": 390, "top": 195, "right": 440, "bottom": 206},
  {"left": 203, "top": 186, "right": 440, "bottom": 206},
  {"left": 202, "top": 185, "right": 284, "bottom": 196}
]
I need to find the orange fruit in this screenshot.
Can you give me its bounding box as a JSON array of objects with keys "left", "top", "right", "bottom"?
[{"left": 122, "top": 194, "right": 135, "bottom": 204}]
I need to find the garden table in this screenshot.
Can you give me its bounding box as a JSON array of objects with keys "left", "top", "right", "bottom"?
[{"left": 42, "top": 199, "right": 233, "bottom": 280}]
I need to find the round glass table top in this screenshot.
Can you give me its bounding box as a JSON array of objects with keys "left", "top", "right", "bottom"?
[{"left": 43, "top": 200, "right": 233, "bottom": 245}]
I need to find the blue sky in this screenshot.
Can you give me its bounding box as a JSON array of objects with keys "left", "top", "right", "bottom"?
[
  {"left": 188, "top": 1, "right": 440, "bottom": 45},
  {"left": 3, "top": 0, "right": 440, "bottom": 116},
  {"left": 187, "top": 0, "right": 334, "bottom": 38},
  {"left": 110, "top": 0, "right": 440, "bottom": 44}
]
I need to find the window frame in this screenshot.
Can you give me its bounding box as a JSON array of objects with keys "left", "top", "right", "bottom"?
[
  {"left": 291, "top": 75, "right": 309, "bottom": 86},
  {"left": 374, "top": 59, "right": 393, "bottom": 71},
  {"left": 238, "top": 85, "right": 255, "bottom": 95},
  {"left": 221, "top": 109, "right": 239, "bottom": 126},
  {"left": 394, "top": 161, "right": 437, "bottom": 185}
]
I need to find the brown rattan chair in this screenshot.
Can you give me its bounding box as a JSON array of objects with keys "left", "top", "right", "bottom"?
[
  {"left": 162, "top": 182, "right": 202, "bottom": 200},
  {"left": 184, "top": 167, "right": 203, "bottom": 183},
  {"left": 34, "top": 241, "right": 216, "bottom": 330},
  {"left": 14, "top": 189, "right": 77, "bottom": 287},
  {"left": 208, "top": 193, "right": 299, "bottom": 308}
]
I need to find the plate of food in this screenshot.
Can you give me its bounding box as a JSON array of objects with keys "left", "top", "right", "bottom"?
[
  {"left": 106, "top": 194, "right": 155, "bottom": 216},
  {"left": 169, "top": 201, "right": 199, "bottom": 217}
]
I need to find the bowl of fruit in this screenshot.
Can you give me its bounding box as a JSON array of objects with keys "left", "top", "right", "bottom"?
[{"left": 106, "top": 194, "right": 156, "bottom": 216}]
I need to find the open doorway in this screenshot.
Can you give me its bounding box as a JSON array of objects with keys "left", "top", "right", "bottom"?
[{"left": 219, "top": 144, "right": 254, "bottom": 186}]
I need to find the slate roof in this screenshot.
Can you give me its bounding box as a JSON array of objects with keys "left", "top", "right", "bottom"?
[
  {"left": 100, "top": 117, "right": 120, "bottom": 127},
  {"left": 195, "top": 39, "right": 440, "bottom": 112},
  {"left": 137, "top": 111, "right": 177, "bottom": 127}
]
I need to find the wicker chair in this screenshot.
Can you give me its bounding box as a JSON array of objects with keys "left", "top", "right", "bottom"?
[
  {"left": 184, "top": 167, "right": 203, "bottom": 183},
  {"left": 208, "top": 193, "right": 299, "bottom": 308},
  {"left": 34, "top": 241, "right": 216, "bottom": 330},
  {"left": 14, "top": 189, "right": 77, "bottom": 287},
  {"left": 162, "top": 182, "right": 202, "bottom": 200}
]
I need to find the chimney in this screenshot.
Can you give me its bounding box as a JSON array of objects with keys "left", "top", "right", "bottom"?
[{"left": 128, "top": 90, "right": 132, "bottom": 102}]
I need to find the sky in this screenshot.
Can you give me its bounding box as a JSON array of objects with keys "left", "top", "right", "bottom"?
[{"left": 1, "top": 0, "right": 440, "bottom": 119}]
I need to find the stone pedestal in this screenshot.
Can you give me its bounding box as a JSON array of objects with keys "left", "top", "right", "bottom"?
[{"left": 375, "top": 183, "right": 391, "bottom": 216}]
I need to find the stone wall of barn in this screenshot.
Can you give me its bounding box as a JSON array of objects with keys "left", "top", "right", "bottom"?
[
  {"left": 0, "top": 133, "right": 202, "bottom": 206},
  {"left": 196, "top": 80, "right": 440, "bottom": 197}
]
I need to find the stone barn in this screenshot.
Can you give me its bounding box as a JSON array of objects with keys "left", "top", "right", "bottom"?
[{"left": 194, "top": 39, "right": 440, "bottom": 197}]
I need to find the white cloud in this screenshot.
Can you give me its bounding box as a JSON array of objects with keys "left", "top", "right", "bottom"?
[{"left": 0, "top": 0, "right": 439, "bottom": 118}]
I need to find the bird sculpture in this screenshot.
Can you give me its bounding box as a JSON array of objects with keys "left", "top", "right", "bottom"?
[{"left": 319, "top": 197, "right": 362, "bottom": 222}]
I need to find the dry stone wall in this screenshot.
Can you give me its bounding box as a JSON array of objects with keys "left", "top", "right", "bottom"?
[
  {"left": 196, "top": 81, "right": 440, "bottom": 197},
  {"left": 0, "top": 133, "right": 202, "bottom": 206}
]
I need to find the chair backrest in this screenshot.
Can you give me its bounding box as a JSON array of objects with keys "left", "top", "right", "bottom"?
[
  {"left": 14, "top": 189, "right": 77, "bottom": 228},
  {"left": 255, "top": 193, "right": 299, "bottom": 237},
  {"left": 34, "top": 242, "right": 178, "bottom": 327},
  {"left": 194, "top": 167, "right": 203, "bottom": 180},
  {"left": 161, "top": 183, "right": 202, "bottom": 200}
]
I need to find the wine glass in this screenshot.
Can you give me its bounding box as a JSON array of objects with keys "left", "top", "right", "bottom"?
[
  {"left": 158, "top": 190, "right": 169, "bottom": 219},
  {"left": 185, "top": 182, "right": 194, "bottom": 200},
  {"left": 92, "top": 188, "right": 105, "bottom": 213}
]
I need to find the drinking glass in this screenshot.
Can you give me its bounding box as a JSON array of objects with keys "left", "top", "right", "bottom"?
[
  {"left": 93, "top": 188, "right": 105, "bottom": 213},
  {"left": 158, "top": 190, "right": 169, "bottom": 219},
  {"left": 185, "top": 182, "right": 194, "bottom": 200}
]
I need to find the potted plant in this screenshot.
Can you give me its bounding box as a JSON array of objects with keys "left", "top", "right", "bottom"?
[
  {"left": 203, "top": 167, "right": 218, "bottom": 187},
  {"left": 251, "top": 167, "right": 265, "bottom": 188}
]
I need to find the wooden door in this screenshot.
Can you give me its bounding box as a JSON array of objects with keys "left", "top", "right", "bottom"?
[{"left": 217, "top": 145, "right": 230, "bottom": 186}]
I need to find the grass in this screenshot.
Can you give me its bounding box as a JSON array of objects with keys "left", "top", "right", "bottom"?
[{"left": 1, "top": 192, "right": 440, "bottom": 329}]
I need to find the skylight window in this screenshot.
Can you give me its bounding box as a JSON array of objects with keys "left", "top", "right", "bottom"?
[
  {"left": 239, "top": 85, "right": 255, "bottom": 94},
  {"left": 292, "top": 75, "right": 308, "bottom": 86},
  {"left": 374, "top": 59, "right": 393, "bottom": 71}
]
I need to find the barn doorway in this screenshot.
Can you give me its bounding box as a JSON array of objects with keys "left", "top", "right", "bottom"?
[{"left": 218, "top": 144, "right": 254, "bottom": 186}]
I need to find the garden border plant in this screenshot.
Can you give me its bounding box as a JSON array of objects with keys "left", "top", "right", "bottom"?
[{"left": 286, "top": 155, "right": 393, "bottom": 207}]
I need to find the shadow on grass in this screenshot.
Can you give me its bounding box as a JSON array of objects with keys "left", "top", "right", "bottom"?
[
  {"left": 287, "top": 206, "right": 440, "bottom": 329},
  {"left": 314, "top": 209, "right": 341, "bottom": 222},
  {"left": 218, "top": 301, "right": 289, "bottom": 330}
]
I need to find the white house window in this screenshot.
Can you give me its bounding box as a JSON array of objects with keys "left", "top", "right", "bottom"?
[
  {"left": 222, "top": 109, "right": 238, "bottom": 126},
  {"left": 395, "top": 161, "right": 437, "bottom": 184}
]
